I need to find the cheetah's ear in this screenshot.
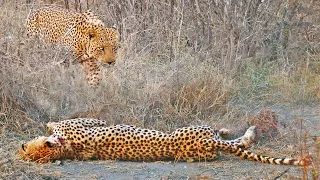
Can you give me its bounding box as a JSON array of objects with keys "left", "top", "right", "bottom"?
[
  {"left": 47, "top": 122, "right": 57, "bottom": 130},
  {"left": 45, "top": 141, "right": 55, "bottom": 148},
  {"left": 44, "top": 136, "right": 58, "bottom": 148}
]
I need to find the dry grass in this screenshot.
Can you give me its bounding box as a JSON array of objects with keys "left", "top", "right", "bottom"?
[
  {"left": 247, "top": 110, "right": 279, "bottom": 139},
  {"left": 0, "top": 0, "right": 319, "bottom": 179}
]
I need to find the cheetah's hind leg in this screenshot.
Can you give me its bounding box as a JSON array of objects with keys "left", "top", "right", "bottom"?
[{"left": 220, "top": 126, "right": 256, "bottom": 149}]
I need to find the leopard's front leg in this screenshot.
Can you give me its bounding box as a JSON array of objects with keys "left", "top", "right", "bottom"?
[{"left": 80, "top": 58, "right": 102, "bottom": 86}]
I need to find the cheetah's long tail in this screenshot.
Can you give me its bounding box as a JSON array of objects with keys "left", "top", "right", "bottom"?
[{"left": 201, "top": 138, "right": 312, "bottom": 166}]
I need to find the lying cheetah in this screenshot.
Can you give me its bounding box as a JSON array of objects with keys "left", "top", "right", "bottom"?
[{"left": 19, "top": 118, "right": 311, "bottom": 166}]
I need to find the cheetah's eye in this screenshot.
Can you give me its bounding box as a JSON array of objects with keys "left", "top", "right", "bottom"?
[{"left": 100, "top": 47, "right": 104, "bottom": 51}]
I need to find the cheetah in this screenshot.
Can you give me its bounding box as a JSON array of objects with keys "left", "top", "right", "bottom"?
[
  {"left": 27, "top": 6, "right": 119, "bottom": 86},
  {"left": 19, "top": 118, "right": 311, "bottom": 166}
]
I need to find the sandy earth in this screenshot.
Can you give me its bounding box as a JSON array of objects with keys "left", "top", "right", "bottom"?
[{"left": 43, "top": 158, "right": 305, "bottom": 180}]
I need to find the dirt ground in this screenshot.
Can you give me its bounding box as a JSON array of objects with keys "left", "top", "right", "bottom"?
[
  {"left": 1, "top": 105, "right": 319, "bottom": 180},
  {"left": 41, "top": 159, "right": 304, "bottom": 180}
]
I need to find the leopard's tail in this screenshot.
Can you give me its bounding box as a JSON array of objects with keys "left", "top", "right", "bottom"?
[
  {"left": 201, "top": 139, "right": 311, "bottom": 166},
  {"left": 26, "top": 0, "right": 37, "bottom": 26}
]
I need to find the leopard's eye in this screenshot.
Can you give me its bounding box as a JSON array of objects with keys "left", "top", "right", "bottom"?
[{"left": 100, "top": 47, "right": 104, "bottom": 51}]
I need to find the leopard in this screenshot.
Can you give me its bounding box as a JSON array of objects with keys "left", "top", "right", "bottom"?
[
  {"left": 27, "top": 6, "right": 119, "bottom": 86},
  {"left": 19, "top": 118, "right": 311, "bottom": 166}
]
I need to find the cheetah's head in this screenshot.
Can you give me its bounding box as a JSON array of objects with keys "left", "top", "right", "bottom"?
[{"left": 19, "top": 136, "right": 63, "bottom": 163}]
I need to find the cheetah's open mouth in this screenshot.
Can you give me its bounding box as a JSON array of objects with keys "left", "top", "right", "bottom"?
[{"left": 21, "top": 144, "right": 26, "bottom": 152}]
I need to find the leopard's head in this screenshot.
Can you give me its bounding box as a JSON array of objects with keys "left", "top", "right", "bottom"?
[{"left": 85, "top": 25, "right": 119, "bottom": 65}]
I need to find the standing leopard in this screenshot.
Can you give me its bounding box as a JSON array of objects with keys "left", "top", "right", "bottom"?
[
  {"left": 27, "top": 6, "right": 119, "bottom": 86},
  {"left": 19, "top": 118, "right": 311, "bottom": 166}
]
